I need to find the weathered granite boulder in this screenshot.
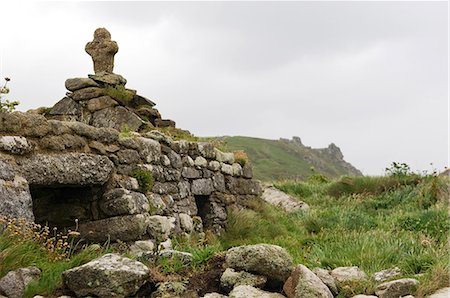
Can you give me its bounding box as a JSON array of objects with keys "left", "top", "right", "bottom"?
[
  {"left": 100, "top": 188, "right": 150, "bottom": 216},
  {"left": 375, "top": 278, "right": 419, "bottom": 298},
  {"left": 63, "top": 253, "right": 149, "bottom": 297},
  {"left": 0, "top": 175, "right": 34, "bottom": 221},
  {"left": 0, "top": 136, "right": 32, "bottom": 155},
  {"left": 225, "top": 244, "right": 293, "bottom": 285},
  {"left": 261, "top": 185, "right": 309, "bottom": 213},
  {"left": 147, "top": 215, "right": 176, "bottom": 241},
  {"left": 372, "top": 267, "right": 401, "bottom": 282},
  {"left": 283, "top": 265, "right": 333, "bottom": 298},
  {"left": 78, "top": 213, "right": 150, "bottom": 242},
  {"left": 65, "top": 77, "right": 100, "bottom": 91},
  {"left": 330, "top": 266, "right": 367, "bottom": 286},
  {"left": 159, "top": 249, "right": 193, "bottom": 265},
  {"left": 86, "top": 96, "right": 118, "bottom": 112},
  {"left": 220, "top": 268, "right": 267, "bottom": 293},
  {"left": 91, "top": 106, "right": 143, "bottom": 131},
  {"left": 312, "top": 268, "right": 338, "bottom": 296},
  {"left": 0, "top": 267, "right": 41, "bottom": 298},
  {"left": 229, "top": 285, "right": 285, "bottom": 298},
  {"left": 16, "top": 153, "right": 114, "bottom": 186}
]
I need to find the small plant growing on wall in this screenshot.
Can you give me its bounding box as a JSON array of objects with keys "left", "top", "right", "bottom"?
[
  {"left": 233, "top": 150, "right": 249, "bottom": 166},
  {"left": 131, "top": 169, "right": 154, "bottom": 193},
  {"left": 105, "top": 85, "right": 134, "bottom": 104},
  {"left": 0, "top": 77, "right": 19, "bottom": 112}
]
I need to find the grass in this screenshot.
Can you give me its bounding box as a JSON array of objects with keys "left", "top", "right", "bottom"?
[
  {"left": 214, "top": 174, "right": 449, "bottom": 297},
  {"left": 105, "top": 85, "right": 135, "bottom": 104},
  {"left": 0, "top": 175, "right": 447, "bottom": 297},
  {"left": 0, "top": 227, "right": 107, "bottom": 297}
]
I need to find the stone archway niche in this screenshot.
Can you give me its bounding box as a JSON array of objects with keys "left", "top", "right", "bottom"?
[{"left": 30, "top": 185, "right": 104, "bottom": 230}]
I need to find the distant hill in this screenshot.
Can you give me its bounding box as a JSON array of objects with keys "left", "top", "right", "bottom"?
[{"left": 216, "top": 136, "right": 362, "bottom": 181}]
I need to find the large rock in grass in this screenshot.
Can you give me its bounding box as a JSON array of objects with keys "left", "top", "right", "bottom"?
[
  {"left": 225, "top": 244, "right": 293, "bottom": 285},
  {"left": 429, "top": 287, "right": 450, "bottom": 298},
  {"left": 330, "top": 266, "right": 367, "bottom": 287},
  {"left": 374, "top": 278, "right": 419, "bottom": 298},
  {"left": 261, "top": 185, "right": 309, "bottom": 213},
  {"left": 283, "top": 265, "right": 333, "bottom": 298},
  {"left": 0, "top": 267, "right": 41, "bottom": 298},
  {"left": 63, "top": 253, "right": 149, "bottom": 298},
  {"left": 220, "top": 268, "right": 267, "bottom": 292},
  {"left": 229, "top": 285, "right": 285, "bottom": 298},
  {"left": 312, "top": 268, "right": 338, "bottom": 296}
]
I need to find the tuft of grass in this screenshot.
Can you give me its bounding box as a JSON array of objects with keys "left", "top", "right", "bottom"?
[
  {"left": 153, "top": 127, "right": 198, "bottom": 142},
  {"left": 233, "top": 150, "right": 249, "bottom": 166},
  {"left": 131, "top": 169, "right": 154, "bottom": 193},
  {"left": 105, "top": 85, "right": 134, "bottom": 104}
]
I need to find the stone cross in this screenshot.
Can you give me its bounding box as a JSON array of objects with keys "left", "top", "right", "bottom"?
[{"left": 85, "top": 28, "right": 119, "bottom": 74}]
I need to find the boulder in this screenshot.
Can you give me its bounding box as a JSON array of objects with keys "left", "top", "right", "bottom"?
[
  {"left": 283, "top": 265, "right": 333, "bottom": 298},
  {"left": 330, "top": 266, "right": 367, "bottom": 286},
  {"left": 86, "top": 95, "right": 118, "bottom": 112},
  {"left": 429, "top": 287, "right": 450, "bottom": 298},
  {"left": 99, "top": 188, "right": 150, "bottom": 216},
  {"left": 195, "top": 156, "right": 208, "bottom": 168},
  {"left": 65, "top": 77, "right": 100, "bottom": 91},
  {"left": 231, "top": 163, "right": 243, "bottom": 176},
  {"left": 191, "top": 178, "right": 214, "bottom": 195},
  {"left": 78, "top": 213, "right": 150, "bottom": 242},
  {"left": 64, "top": 121, "right": 119, "bottom": 143},
  {"left": 312, "top": 268, "right": 338, "bottom": 296},
  {"left": 88, "top": 72, "right": 127, "bottom": 85},
  {"left": 0, "top": 175, "right": 34, "bottom": 221},
  {"left": 69, "top": 87, "right": 105, "bottom": 101},
  {"left": 373, "top": 267, "right": 401, "bottom": 282},
  {"left": 0, "top": 159, "right": 15, "bottom": 180},
  {"left": 203, "top": 293, "right": 227, "bottom": 298},
  {"left": 374, "top": 278, "right": 419, "bottom": 298},
  {"left": 136, "top": 137, "right": 161, "bottom": 163},
  {"left": 225, "top": 244, "right": 293, "bottom": 284},
  {"left": 147, "top": 215, "right": 176, "bottom": 241},
  {"left": 16, "top": 153, "right": 114, "bottom": 186},
  {"left": 221, "top": 163, "right": 234, "bottom": 176},
  {"left": 215, "top": 148, "right": 235, "bottom": 164},
  {"left": 178, "top": 213, "right": 194, "bottom": 232},
  {"left": 49, "top": 97, "right": 81, "bottom": 115},
  {"left": 261, "top": 186, "right": 309, "bottom": 213},
  {"left": 131, "top": 94, "right": 156, "bottom": 108},
  {"left": 220, "top": 268, "right": 267, "bottom": 292},
  {"left": 229, "top": 285, "right": 285, "bottom": 298},
  {"left": 63, "top": 253, "right": 149, "bottom": 297},
  {"left": 159, "top": 249, "right": 193, "bottom": 265},
  {"left": 91, "top": 106, "right": 143, "bottom": 132},
  {"left": 151, "top": 281, "right": 190, "bottom": 298},
  {"left": 154, "top": 119, "right": 176, "bottom": 128},
  {"left": 182, "top": 167, "right": 202, "bottom": 179},
  {"left": 129, "top": 240, "right": 155, "bottom": 257},
  {"left": 0, "top": 267, "right": 41, "bottom": 298},
  {"left": 0, "top": 136, "right": 32, "bottom": 155}
]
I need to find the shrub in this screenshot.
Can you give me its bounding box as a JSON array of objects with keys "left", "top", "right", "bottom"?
[
  {"left": 105, "top": 85, "right": 134, "bottom": 103},
  {"left": 0, "top": 77, "right": 19, "bottom": 112},
  {"left": 131, "top": 169, "right": 154, "bottom": 193},
  {"left": 385, "top": 162, "right": 413, "bottom": 177},
  {"left": 233, "top": 150, "right": 249, "bottom": 166}
]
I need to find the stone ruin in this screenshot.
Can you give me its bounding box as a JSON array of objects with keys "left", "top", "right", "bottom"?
[
  {"left": 47, "top": 27, "right": 175, "bottom": 131},
  {"left": 0, "top": 28, "right": 261, "bottom": 244}
]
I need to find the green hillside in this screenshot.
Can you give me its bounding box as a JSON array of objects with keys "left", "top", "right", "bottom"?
[{"left": 215, "top": 136, "right": 362, "bottom": 181}]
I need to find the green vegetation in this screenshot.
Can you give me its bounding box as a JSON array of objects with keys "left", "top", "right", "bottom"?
[
  {"left": 131, "top": 169, "right": 154, "bottom": 193},
  {"left": 105, "top": 85, "right": 134, "bottom": 103},
  {"left": 210, "top": 136, "right": 361, "bottom": 181},
  {"left": 154, "top": 127, "right": 199, "bottom": 142},
  {"left": 0, "top": 217, "right": 107, "bottom": 297},
  {"left": 0, "top": 77, "right": 19, "bottom": 112}
]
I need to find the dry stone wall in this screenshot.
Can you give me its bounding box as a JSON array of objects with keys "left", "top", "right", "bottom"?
[{"left": 0, "top": 111, "right": 261, "bottom": 243}]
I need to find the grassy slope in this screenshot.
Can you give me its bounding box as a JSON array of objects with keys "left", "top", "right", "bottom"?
[
  {"left": 219, "top": 136, "right": 360, "bottom": 181},
  {"left": 215, "top": 175, "right": 450, "bottom": 297}
]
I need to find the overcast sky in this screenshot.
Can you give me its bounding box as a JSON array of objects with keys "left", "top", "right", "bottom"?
[{"left": 1, "top": 1, "right": 448, "bottom": 175}]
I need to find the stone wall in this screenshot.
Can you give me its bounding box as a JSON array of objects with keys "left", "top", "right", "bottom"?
[{"left": 0, "top": 112, "right": 261, "bottom": 243}]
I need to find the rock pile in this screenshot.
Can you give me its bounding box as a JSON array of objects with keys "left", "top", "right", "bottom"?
[{"left": 47, "top": 28, "right": 174, "bottom": 131}]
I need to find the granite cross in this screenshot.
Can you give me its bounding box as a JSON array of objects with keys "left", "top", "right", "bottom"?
[{"left": 85, "top": 28, "right": 119, "bottom": 74}]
